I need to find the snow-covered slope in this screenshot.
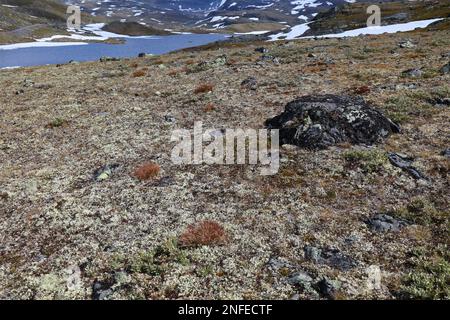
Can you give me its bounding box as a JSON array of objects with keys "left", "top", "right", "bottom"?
[{"left": 62, "top": 0, "right": 449, "bottom": 36}]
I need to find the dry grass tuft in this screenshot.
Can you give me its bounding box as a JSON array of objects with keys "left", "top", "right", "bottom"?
[
  {"left": 178, "top": 220, "right": 227, "bottom": 247},
  {"left": 194, "top": 83, "right": 214, "bottom": 94},
  {"left": 133, "top": 162, "right": 160, "bottom": 180}
]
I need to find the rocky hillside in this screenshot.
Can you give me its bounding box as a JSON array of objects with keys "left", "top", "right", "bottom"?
[
  {"left": 304, "top": 0, "right": 450, "bottom": 36},
  {"left": 0, "top": 26, "right": 449, "bottom": 299},
  {"left": 64, "top": 0, "right": 387, "bottom": 33},
  {"left": 0, "top": 0, "right": 99, "bottom": 43}
]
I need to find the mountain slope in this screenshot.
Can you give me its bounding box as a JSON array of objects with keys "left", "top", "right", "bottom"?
[{"left": 0, "top": 0, "right": 99, "bottom": 43}]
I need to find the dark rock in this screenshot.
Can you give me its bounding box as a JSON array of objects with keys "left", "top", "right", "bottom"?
[
  {"left": 241, "top": 77, "right": 258, "bottom": 90},
  {"left": 387, "top": 153, "right": 427, "bottom": 180},
  {"left": 441, "top": 148, "right": 450, "bottom": 158},
  {"left": 92, "top": 281, "right": 113, "bottom": 300},
  {"left": 99, "top": 56, "right": 120, "bottom": 62},
  {"left": 440, "top": 62, "right": 450, "bottom": 74},
  {"left": 258, "top": 55, "right": 280, "bottom": 64},
  {"left": 154, "top": 176, "right": 174, "bottom": 187},
  {"left": 385, "top": 12, "right": 409, "bottom": 22},
  {"left": 259, "top": 55, "right": 274, "bottom": 61},
  {"left": 304, "top": 246, "right": 357, "bottom": 271},
  {"left": 316, "top": 278, "right": 341, "bottom": 299},
  {"left": 307, "top": 53, "right": 316, "bottom": 58},
  {"left": 265, "top": 95, "right": 400, "bottom": 149},
  {"left": 426, "top": 96, "right": 450, "bottom": 107},
  {"left": 366, "top": 213, "right": 409, "bottom": 232},
  {"left": 254, "top": 47, "right": 268, "bottom": 53},
  {"left": 164, "top": 114, "right": 176, "bottom": 123},
  {"left": 15, "top": 89, "right": 24, "bottom": 95},
  {"left": 402, "top": 68, "right": 422, "bottom": 78}
]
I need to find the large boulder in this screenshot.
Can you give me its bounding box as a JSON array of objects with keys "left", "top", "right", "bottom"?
[{"left": 265, "top": 94, "right": 400, "bottom": 149}]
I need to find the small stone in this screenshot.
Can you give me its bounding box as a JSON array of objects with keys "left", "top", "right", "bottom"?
[
  {"left": 241, "top": 76, "right": 257, "bottom": 90},
  {"left": 399, "top": 40, "right": 415, "bottom": 48},
  {"left": 92, "top": 281, "right": 113, "bottom": 300},
  {"left": 254, "top": 47, "right": 268, "bottom": 53},
  {"left": 316, "top": 278, "right": 341, "bottom": 299},
  {"left": 99, "top": 56, "right": 120, "bottom": 62},
  {"left": 366, "top": 213, "right": 409, "bottom": 232},
  {"left": 440, "top": 61, "right": 450, "bottom": 74},
  {"left": 138, "top": 52, "right": 153, "bottom": 58},
  {"left": 22, "top": 79, "right": 34, "bottom": 87},
  {"left": 114, "top": 271, "right": 130, "bottom": 285},
  {"left": 304, "top": 246, "right": 357, "bottom": 271},
  {"left": 388, "top": 152, "right": 427, "bottom": 180},
  {"left": 164, "top": 115, "right": 175, "bottom": 123},
  {"left": 441, "top": 148, "right": 450, "bottom": 158},
  {"left": 304, "top": 246, "right": 321, "bottom": 263},
  {"left": 287, "top": 271, "right": 313, "bottom": 286},
  {"left": 290, "top": 293, "right": 300, "bottom": 300},
  {"left": 402, "top": 68, "right": 422, "bottom": 78},
  {"left": 93, "top": 164, "right": 119, "bottom": 181},
  {"left": 267, "top": 257, "right": 294, "bottom": 272}
]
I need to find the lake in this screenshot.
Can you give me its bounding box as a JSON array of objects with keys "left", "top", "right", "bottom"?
[{"left": 0, "top": 33, "right": 229, "bottom": 69}]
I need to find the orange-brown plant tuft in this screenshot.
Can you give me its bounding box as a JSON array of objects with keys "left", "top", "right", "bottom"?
[
  {"left": 204, "top": 103, "right": 216, "bottom": 112},
  {"left": 132, "top": 69, "right": 147, "bottom": 77},
  {"left": 194, "top": 83, "right": 214, "bottom": 94},
  {"left": 178, "top": 220, "right": 227, "bottom": 247},
  {"left": 168, "top": 69, "right": 179, "bottom": 76},
  {"left": 133, "top": 162, "right": 160, "bottom": 180}
]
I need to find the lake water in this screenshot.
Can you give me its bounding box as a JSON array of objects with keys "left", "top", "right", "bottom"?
[{"left": 0, "top": 33, "right": 229, "bottom": 69}]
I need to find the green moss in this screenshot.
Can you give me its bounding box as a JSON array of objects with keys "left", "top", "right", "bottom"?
[
  {"left": 126, "top": 239, "right": 189, "bottom": 276},
  {"left": 343, "top": 149, "right": 388, "bottom": 173},
  {"left": 196, "top": 265, "right": 215, "bottom": 277},
  {"left": 46, "top": 118, "right": 68, "bottom": 128},
  {"left": 394, "top": 198, "right": 448, "bottom": 226},
  {"left": 401, "top": 254, "right": 450, "bottom": 299}
]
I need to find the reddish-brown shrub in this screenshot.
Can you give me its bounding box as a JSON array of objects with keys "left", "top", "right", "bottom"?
[
  {"left": 194, "top": 83, "right": 214, "bottom": 94},
  {"left": 133, "top": 162, "right": 160, "bottom": 180},
  {"left": 204, "top": 103, "right": 215, "bottom": 112},
  {"left": 132, "top": 69, "right": 147, "bottom": 77},
  {"left": 178, "top": 220, "right": 227, "bottom": 247},
  {"left": 352, "top": 85, "right": 371, "bottom": 95},
  {"left": 168, "top": 69, "right": 179, "bottom": 76}
]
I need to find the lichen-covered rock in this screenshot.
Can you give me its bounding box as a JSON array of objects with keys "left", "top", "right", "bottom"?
[
  {"left": 265, "top": 94, "right": 400, "bottom": 149},
  {"left": 304, "top": 246, "right": 358, "bottom": 271}
]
